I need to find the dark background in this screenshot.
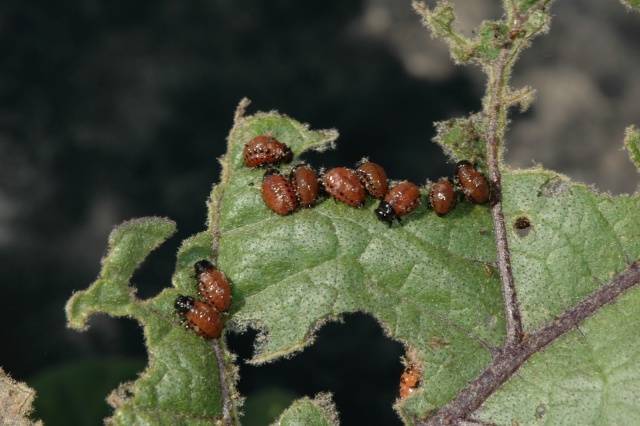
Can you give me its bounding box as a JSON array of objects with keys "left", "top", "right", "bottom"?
[{"left": 1, "top": 1, "right": 638, "bottom": 425}]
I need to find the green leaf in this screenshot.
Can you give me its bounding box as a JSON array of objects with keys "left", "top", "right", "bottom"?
[
  {"left": 64, "top": 105, "right": 640, "bottom": 424},
  {"left": 502, "top": 170, "right": 640, "bottom": 332},
  {"left": 66, "top": 217, "right": 176, "bottom": 328},
  {"left": 220, "top": 111, "right": 504, "bottom": 418},
  {"left": 216, "top": 112, "right": 640, "bottom": 422},
  {"left": 412, "top": 1, "right": 475, "bottom": 64},
  {"left": 457, "top": 169, "right": 640, "bottom": 423},
  {"left": 65, "top": 219, "right": 231, "bottom": 425},
  {"left": 433, "top": 114, "right": 486, "bottom": 166},
  {"left": 476, "top": 284, "right": 640, "bottom": 424},
  {"left": 274, "top": 394, "right": 339, "bottom": 426},
  {"left": 514, "top": 0, "right": 549, "bottom": 13},
  {"left": 474, "top": 21, "right": 509, "bottom": 62},
  {"left": 625, "top": 125, "right": 640, "bottom": 172}
]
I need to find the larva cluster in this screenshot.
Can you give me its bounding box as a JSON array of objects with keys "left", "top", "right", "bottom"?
[
  {"left": 244, "top": 135, "right": 491, "bottom": 224},
  {"left": 174, "top": 260, "right": 233, "bottom": 340}
]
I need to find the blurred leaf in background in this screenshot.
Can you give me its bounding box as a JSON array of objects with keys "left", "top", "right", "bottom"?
[
  {"left": 30, "top": 358, "right": 143, "bottom": 426},
  {"left": 242, "top": 387, "right": 295, "bottom": 426}
]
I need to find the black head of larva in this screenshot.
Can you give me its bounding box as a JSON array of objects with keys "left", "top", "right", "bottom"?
[
  {"left": 375, "top": 201, "right": 396, "bottom": 226},
  {"left": 282, "top": 145, "right": 293, "bottom": 163},
  {"left": 194, "top": 259, "right": 214, "bottom": 276},
  {"left": 174, "top": 295, "right": 195, "bottom": 315}
]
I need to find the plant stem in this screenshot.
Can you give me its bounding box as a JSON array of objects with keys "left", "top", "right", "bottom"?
[
  {"left": 484, "top": 49, "right": 524, "bottom": 346},
  {"left": 484, "top": 0, "right": 553, "bottom": 348},
  {"left": 212, "top": 340, "right": 237, "bottom": 426},
  {"left": 420, "top": 260, "right": 640, "bottom": 425}
]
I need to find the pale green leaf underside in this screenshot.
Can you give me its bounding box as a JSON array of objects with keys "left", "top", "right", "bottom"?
[
  {"left": 219, "top": 112, "right": 504, "bottom": 417},
  {"left": 502, "top": 170, "right": 640, "bottom": 332},
  {"left": 473, "top": 170, "right": 640, "bottom": 424},
  {"left": 477, "top": 285, "right": 640, "bottom": 425},
  {"left": 273, "top": 394, "right": 338, "bottom": 426},
  {"left": 66, "top": 219, "right": 224, "bottom": 425},
  {"left": 65, "top": 110, "right": 640, "bottom": 425},
  {"left": 433, "top": 114, "right": 486, "bottom": 168},
  {"left": 218, "top": 113, "right": 640, "bottom": 422}
]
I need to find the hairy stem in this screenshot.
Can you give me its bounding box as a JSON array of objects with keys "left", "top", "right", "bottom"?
[
  {"left": 484, "top": 49, "right": 523, "bottom": 346},
  {"left": 421, "top": 260, "right": 640, "bottom": 425},
  {"left": 212, "top": 340, "right": 237, "bottom": 426},
  {"left": 481, "top": 0, "right": 551, "bottom": 346}
]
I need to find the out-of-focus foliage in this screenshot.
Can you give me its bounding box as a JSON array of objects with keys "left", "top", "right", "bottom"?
[
  {"left": 0, "top": 368, "right": 40, "bottom": 426},
  {"left": 31, "top": 359, "right": 143, "bottom": 426}
]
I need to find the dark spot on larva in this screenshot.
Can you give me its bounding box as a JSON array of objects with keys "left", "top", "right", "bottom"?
[{"left": 514, "top": 216, "right": 532, "bottom": 237}]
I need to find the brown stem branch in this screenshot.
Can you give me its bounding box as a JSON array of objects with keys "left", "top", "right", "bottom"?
[
  {"left": 419, "top": 260, "right": 640, "bottom": 425},
  {"left": 211, "top": 340, "right": 235, "bottom": 426},
  {"left": 485, "top": 0, "right": 554, "bottom": 348},
  {"left": 481, "top": 0, "right": 554, "bottom": 345},
  {"left": 485, "top": 49, "right": 524, "bottom": 346}
]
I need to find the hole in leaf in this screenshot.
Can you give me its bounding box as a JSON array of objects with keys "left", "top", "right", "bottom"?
[
  {"left": 79, "top": 316, "right": 148, "bottom": 361},
  {"left": 227, "top": 313, "right": 404, "bottom": 426},
  {"left": 131, "top": 231, "right": 182, "bottom": 299},
  {"left": 513, "top": 216, "right": 532, "bottom": 237}
]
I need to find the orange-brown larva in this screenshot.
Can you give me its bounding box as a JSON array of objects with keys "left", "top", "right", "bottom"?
[
  {"left": 375, "top": 181, "right": 421, "bottom": 225},
  {"left": 399, "top": 365, "right": 421, "bottom": 399},
  {"left": 290, "top": 164, "right": 320, "bottom": 208},
  {"left": 195, "top": 260, "right": 232, "bottom": 312},
  {"left": 243, "top": 135, "right": 293, "bottom": 168},
  {"left": 356, "top": 160, "right": 389, "bottom": 199},
  {"left": 322, "top": 167, "right": 366, "bottom": 207},
  {"left": 456, "top": 161, "right": 490, "bottom": 204},
  {"left": 262, "top": 169, "right": 298, "bottom": 215},
  {"left": 429, "top": 178, "right": 456, "bottom": 216},
  {"left": 174, "top": 295, "right": 224, "bottom": 339}
]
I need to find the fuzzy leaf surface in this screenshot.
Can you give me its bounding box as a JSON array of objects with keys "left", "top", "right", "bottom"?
[
  {"left": 65, "top": 110, "right": 640, "bottom": 424},
  {"left": 218, "top": 112, "right": 505, "bottom": 419},
  {"left": 453, "top": 169, "right": 640, "bottom": 424},
  {"left": 477, "top": 282, "right": 640, "bottom": 424},
  {"left": 273, "top": 394, "right": 338, "bottom": 426},
  {"left": 217, "top": 112, "right": 640, "bottom": 422},
  {"left": 502, "top": 170, "right": 640, "bottom": 331},
  {"left": 66, "top": 219, "right": 226, "bottom": 425},
  {"left": 433, "top": 114, "right": 486, "bottom": 167}
]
